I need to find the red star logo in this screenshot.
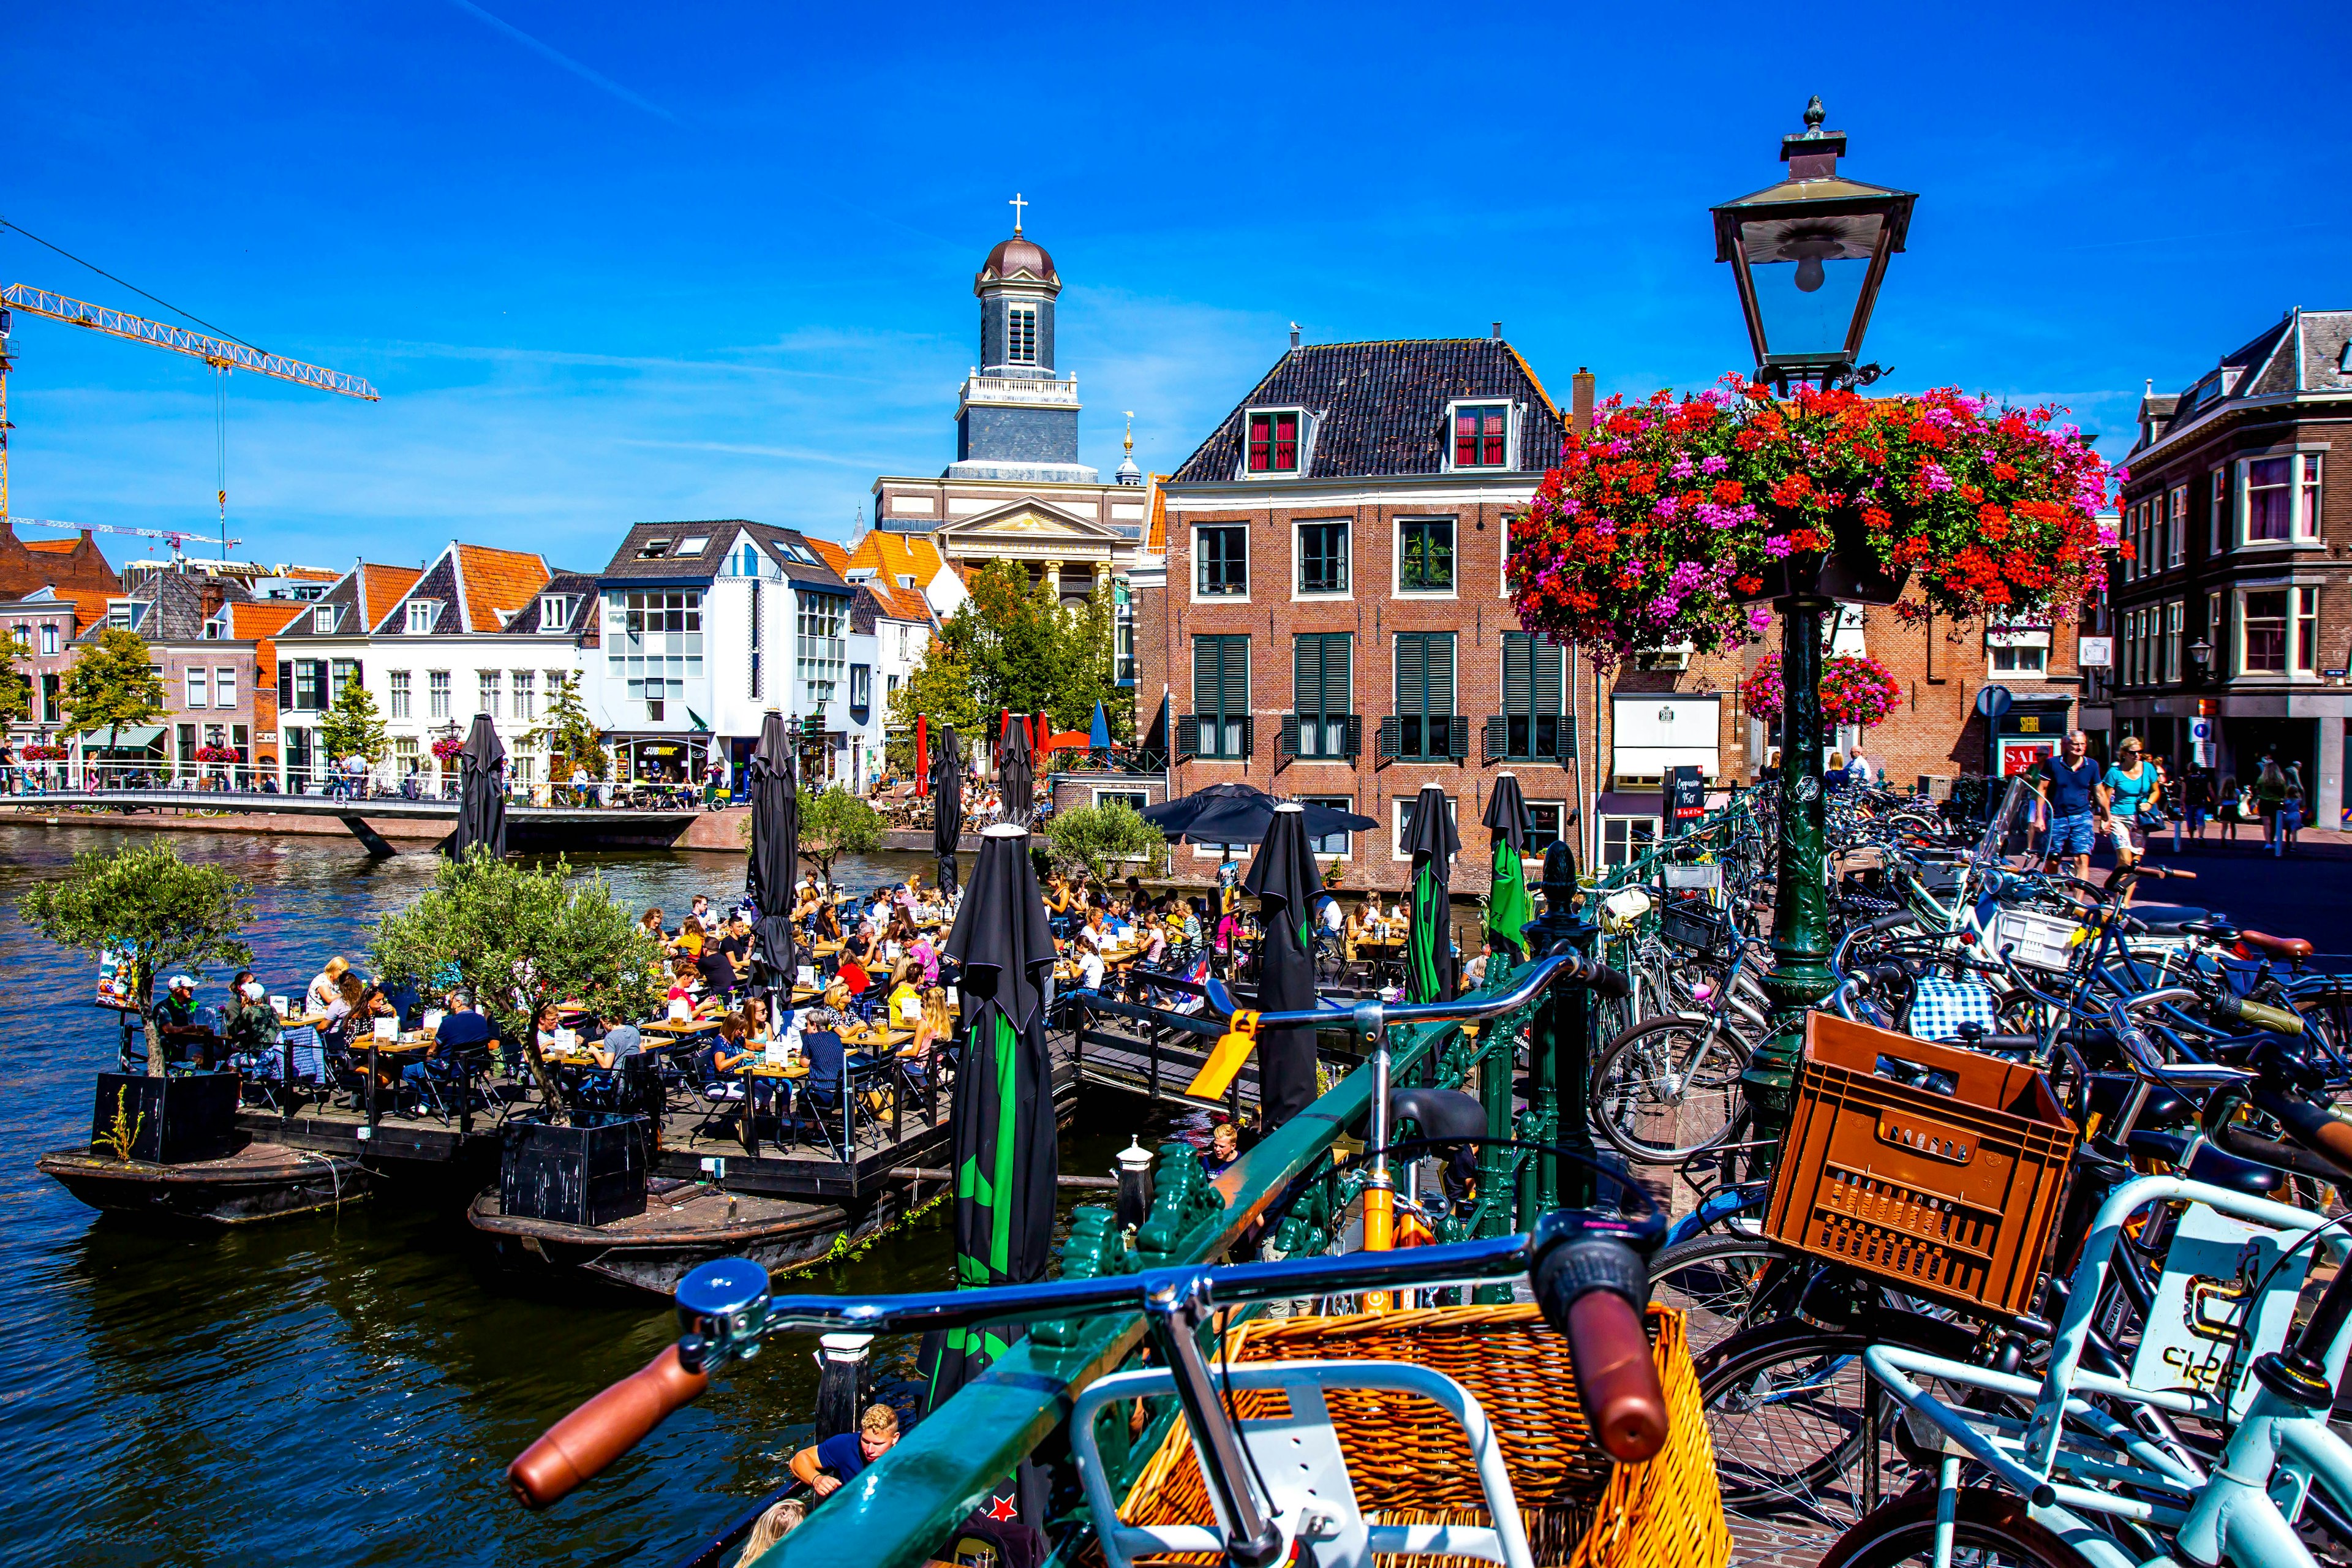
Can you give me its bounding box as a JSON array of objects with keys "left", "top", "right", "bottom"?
[{"left": 984, "top": 1493, "right": 1020, "bottom": 1523}]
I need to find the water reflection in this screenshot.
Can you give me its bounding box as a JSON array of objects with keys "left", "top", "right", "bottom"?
[{"left": 0, "top": 823, "right": 1170, "bottom": 1565}]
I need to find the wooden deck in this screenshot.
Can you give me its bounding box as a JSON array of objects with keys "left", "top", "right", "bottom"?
[{"left": 241, "top": 1042, "right": 1083, "bottom": 1203}]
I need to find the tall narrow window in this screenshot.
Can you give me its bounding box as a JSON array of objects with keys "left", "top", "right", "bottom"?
[
  {"left": 1297, "top": 521, "right": 1349, "bottom": 594},
  {"left": 215, "top": 668, "right": 237, "bottom": 710},
  {"left": 1245, "top": 412, "right": 1301, "bottom": 475},
  {"left": 1006, "top": 306, "right": 1037, "bottom": 363},
  {"left": 1196, "top": 525, "right": 1247, "bottom": 597},
  {"left": 2167, "top": 485, "right": 2187, "bottom": 567},
  {"left": 40, "top": 623, "right": 58, "bottom": 655},
  {"left": 2295, "top": 585, "right": 2321, "bottom": 673},
  {"left": 1493, "top": 631, "right": 1567, "bottom": 761},
  {"left": 1398, "top": 518, "right": 1455, "bottom": 592},
  {"left": 2206, "top": 592, "right": 2224, "bottom": 676},
  {"left": 1289, "top": 633, "right": 1353, "bottom": 758},
  {"left": 429, "top": 671, "right": 451, "bottom": 719},
  {"left": 389, "top": 671, "right": 412, "bottom": 719},
  {"left": 2209, "top": 469, "right": 2226, "bottom": 554},
  {"left": 511, "top": 670, "right": 535, "bottom": 721},
  {"left": 2163, "top": 601, "right": 2182, "bottom": 684},
  {"left": 2242, "top": 590, "right": 2288, "bottom": 673},
  {"left": 185, "top": 668, "right": 209, "bottom": 709},
  {"left": 1187, "top": 635, "right": 1250, "bottom": 759},
  {"left": 1453, "top": 404, "right": 1508, "bottom": 468},
  {"left": 331, "top": 660, "right": 361, "bottom": 703},
  {"left": 478, "top": 669, "right": 502, "bottom": 717},
  {"left": 1389, "top": 632, "right": 1457, "bottom": 760}
]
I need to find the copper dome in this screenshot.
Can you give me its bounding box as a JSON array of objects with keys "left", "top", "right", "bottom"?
[{"left": 978, "top": 233, "right": 1059, "bottom": 290}]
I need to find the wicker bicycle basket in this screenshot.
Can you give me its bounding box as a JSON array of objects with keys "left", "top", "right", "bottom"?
[{"left": 1110, "top": 1303, "right": 1728, "bottom": 1568}]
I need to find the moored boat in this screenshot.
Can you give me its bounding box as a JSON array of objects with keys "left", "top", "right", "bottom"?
[
  {"left": 466, "top": 1177, "right": 891, "bottom": 1295},
  {"left": 37, "top": 1140, "right": 371, "bottom": 1224}
]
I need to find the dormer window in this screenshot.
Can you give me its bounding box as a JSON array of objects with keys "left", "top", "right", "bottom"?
[
  {"left": 1245, "top": 410, "right": 1303, "bottom": 475},
  {"left": 540, "top": 595, "right": 572, "bottom": 630},
  {"left": 1451, "top": 402, "right": 1511, "bottom": 469},
  {"left": 311, "top": 605, "right": 338, "bottom": 634},
  {"left": 636, "top": 538, "right": 673, "bottom": 559},
  {"left": 108, "top": 601, "right": 135, "bottom": 629},
  {"left": 897, "top": 574, "right": 916, "bottom": 589},
  {"left": 405, "top": 600, "right": 439, "bottom": 635},
  {"left": 677, "top": 535, "right": 709, "bottom": 557}
]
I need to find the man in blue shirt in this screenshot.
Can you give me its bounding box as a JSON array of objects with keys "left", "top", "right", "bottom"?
[
  {"left": 788, "top": 1404, "right": 900, "bottom": 1498},
  {"left": 2037, "top": 730, "right": 2109, "bottom": 880}
]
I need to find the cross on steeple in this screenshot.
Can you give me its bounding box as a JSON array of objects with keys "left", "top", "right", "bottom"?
[{"left": 1008, "top": 192, "right": 1027, "bottom": 234}]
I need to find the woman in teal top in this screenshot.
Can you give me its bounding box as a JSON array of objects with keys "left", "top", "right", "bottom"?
[{"left": 2103, "top": 738, "right": 2158, "bottom": 880}]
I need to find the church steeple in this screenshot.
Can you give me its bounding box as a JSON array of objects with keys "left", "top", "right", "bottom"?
[
  {"left": 951, "top": 201, "right": 1095, "bottom": 483},
  {"left": 1116, "top": 411, "right": 1142, "bottom": 485}
]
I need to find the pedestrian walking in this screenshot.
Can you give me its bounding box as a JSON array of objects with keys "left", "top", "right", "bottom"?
[
  {"left": 2254, "top": 756, "right": 2288, "bottom": 852},
  {"left": 2282, "top": 764, "right": 2307, "bottom": 854},
  {"left": 2037, "top": 730, "right": 2107, "bottom": 883}
]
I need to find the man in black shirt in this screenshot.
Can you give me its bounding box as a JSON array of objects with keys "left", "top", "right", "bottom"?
[
  {"left": 696, "top": 940, "right": 741, "bottom": 1003},
  {"left": 154, "top": 976, "right": 221, "bottom": 1069}
]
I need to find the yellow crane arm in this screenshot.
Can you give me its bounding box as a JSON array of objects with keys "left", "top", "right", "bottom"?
[{"left": 1, "top": 282, "right": 379, "bottom": 401}]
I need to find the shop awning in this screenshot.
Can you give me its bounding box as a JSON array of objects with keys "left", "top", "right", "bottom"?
[{"left": 84, "top": 726, "right": 167, "bottom": 751}]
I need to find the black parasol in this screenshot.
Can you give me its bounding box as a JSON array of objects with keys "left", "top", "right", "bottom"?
[
  {"left": 996, "top": 718, "right": 1033, "bottom": 825},
  {"left": 744, "top": 712, "right": 799, "bottom": 998},
  {"left": 1246, "top": 801, "right": 1322, "bottom": 1128},
  {"left": 1142, "top": 782, "right": 1376, "bottom": 847},
  {"left": 930, "top": 725, "right": 963, "bottom": 900},
  {"left": 921, "top": 822, "right": 1059, "bottom": 1411},
  {"left": 448, "top": 712, "right": 507, "bottom": 860}
]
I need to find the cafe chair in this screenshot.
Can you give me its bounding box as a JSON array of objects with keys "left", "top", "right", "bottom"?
[{"left": 791, "top": 1031, "right": 892, "bottom": 1161}]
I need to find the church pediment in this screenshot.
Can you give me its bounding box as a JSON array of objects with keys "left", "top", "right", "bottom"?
[{"left": 936, "top": 497, "right": 1123, "bottom": 543}]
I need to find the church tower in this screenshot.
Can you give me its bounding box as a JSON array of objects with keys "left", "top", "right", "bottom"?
[{"left": 950, "top": 197, "right": 1096, "bottom": 482}]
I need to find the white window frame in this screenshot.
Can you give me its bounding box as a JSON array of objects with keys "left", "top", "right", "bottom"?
[
  {"left": 2166, "top": 484, "right": 2187, "bottom": 568},
  {"left": 478, "top": 669, "right": 502, "bottom": 718},
  {"left": 1390, "top": 793, "right": 1459, "bottom": 862},
  {"left": 428, "top": 670, "right": 452, "bottom": 720},
  {"left": 405, "top": 600, "right": 437, "bottom": 634},
  {"left": 40, "top": 623, "right": 58, "bottom": 655},
  {"left": 388, "top": 670, "right": 411, "bottom": 719},
  {"left": 1521, "top": 799, "right": 1567, "bottom": 861},
  {"left": 1986, "top": 624, "right": 2051, "bottom": 678},
  {"left": 511, "top": 669, "right": 536, "bottom": 722},
  {"left": 311, "top": 605, "right": 337, "bottom": 635},
  {"left": 215, "top": 666, "right": 238, "bottom": 710},
  {"left": 1297, "top": 794, "right": 1355, "bottom": 859},
  {"left": 1006, "top": 304, "right": 1038, "bottom": 364},
  {"left": 540, "top": 595, "right": 571, "bottom": 630},
  {"left": 1292, "top": 517, "right": 1352, "bottom": 600},
  {"left": 2209, "top": 469, "right": 2226, "bottom": 556},
  {"left": 2236, "top": 451, "right": 2324, "bottom": 548},
  {"left": 2234, "top": 581, "right": 2323, "bottom": 679},
  {"left": 1393, "top": 514, "right": 1460, "bottom": 599},
  {"left": 1444, "top": 399, "right": 1518, "bottom": 473},
  {"left": 2164, "top": 600, "right": 2183, "bottom": 684},
  {"left": 184, "top": 668, "right": 208, "bottom": 709},
  {"left": 1191, "top": 522, "right": 1251, "bottom": 604},
  {"left": 1597, "top": 814, "right": 1660, "bottom": 869},
  {"left": 1237, "top": 406, "right": 1314, "bottom": 480}
]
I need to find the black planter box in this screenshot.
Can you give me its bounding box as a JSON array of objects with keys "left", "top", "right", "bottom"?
[
  {"left": 500, "top": 1115, "right": 647, "bottom": 1227},
  {"left": 91, "top": 1072, "right": 240, "bottom": 1164}
]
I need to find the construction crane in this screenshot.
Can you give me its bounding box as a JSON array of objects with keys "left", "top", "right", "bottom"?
[
  {"left": 0, "top": 281, "right": 379, "bottom": 555},
  {"left": 7, "top": 514, "right": 239, "bottom": 560}
]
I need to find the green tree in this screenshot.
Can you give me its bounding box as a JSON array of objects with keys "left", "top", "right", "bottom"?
[
  {"left": 20, "top": 844, "right": 255, "bottom": 1076},
  {"left": 0, "top": 632, "right": 29, "bottom": 725},
  {"left": 883, "top": 643, "right": 982, "bottom": 774},
  {"left": 929, "top": 565, "right": 1131, "bottom": 768},
  {"left": 58, "top": 625, "right": 165, "bottom": 758},
  {"left": 317, "top": 677, "right": 388, "bottom": 763},
  {"left": 529, "top": 673, "right": 608, "bottom": 782},
  {"left": 369, "top": 851, "right": 663, "bottom": 1110},
  {"left": 1043, "top": 798, "right": 1167, "bottom": 889},
  {"left": 797, "top": 785, "right": 884, "bottom": 885}
]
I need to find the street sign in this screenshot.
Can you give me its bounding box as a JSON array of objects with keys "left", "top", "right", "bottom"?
[
  {"left": 2077, "top": 636, "right": 2112, "bottom": 668},
  {"left": 1976, "top": 685, "right": 2014, "bottom": 720}
]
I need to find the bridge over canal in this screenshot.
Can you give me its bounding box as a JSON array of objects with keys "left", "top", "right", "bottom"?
[{"left": 2, "top": 789, "right": 705, "bottom": 855}]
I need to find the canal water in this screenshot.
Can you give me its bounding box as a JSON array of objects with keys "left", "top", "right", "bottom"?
[{"left": 0, "top": 822, "right": 1184, "bottom": 1566}]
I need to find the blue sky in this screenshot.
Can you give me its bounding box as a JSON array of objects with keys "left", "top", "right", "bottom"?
[{"left": 6, "top": 1, "right": 2346, "bottom": 575}]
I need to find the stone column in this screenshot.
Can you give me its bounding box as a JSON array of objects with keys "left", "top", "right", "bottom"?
[{"left": 1043, "top": 559, "right": 1063, "bottom": 599}]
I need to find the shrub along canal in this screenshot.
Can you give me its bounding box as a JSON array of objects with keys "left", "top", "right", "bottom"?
[{"left": 0, "top": 823, "right": 1175, "bottom": 1566}]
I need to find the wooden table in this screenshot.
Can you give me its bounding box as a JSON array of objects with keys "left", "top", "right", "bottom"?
[
  {"left": 643, "top": 1016, "right": 723, "bottom": 1040},
  {"left": 363, "top": 1036, "right": 433, "bottom": 1128},
  {"left": 733, "top": 1032, "right": 920, "bottom": 1155}
]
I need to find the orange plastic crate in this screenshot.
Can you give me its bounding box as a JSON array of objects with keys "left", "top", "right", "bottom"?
[{"left": 1765, "top": 1012, "right": 2076, "bottom": 1317}]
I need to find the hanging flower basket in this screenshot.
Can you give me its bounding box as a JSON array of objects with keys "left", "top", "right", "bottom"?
[
  {"left": 194, "top": 744, "right": 243, "bottom": 764},
  {"left": 1742, "top": 651, "right": 1904, "bottom": 729},
  {"left": 431, "top": 736, "right": 466, "bottom": 763},
  {"left": 19, "top": 743, "right": 69, "bottom": 761},
  {"left": 1509, "top": 377, "right": 2114, "bottom": 668}
]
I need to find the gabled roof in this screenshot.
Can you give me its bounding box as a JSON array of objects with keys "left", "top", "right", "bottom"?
[
  {"left": 500, "top": 571, "right": 600, "bottom": 641},
  {"left": 1170, "top": 338, "right": 1566, "bottom": 484},
  {"left": 454, "top": 544, "right": 554, "bottom": 630},
  {"left": 807, "top": 538, "right": 851, "bottom": 578},
  {"left": 75, "top": 571, "right": 254, "bottom": 645},
  {"left": 0, "top": 584, "right": 114, "bottom": 634},
  {"left": 227, "top": 601, "right": 309, "bottom": 641},
  {"left": 2135, "top": 307, "right": 2352, "bottom": 454},
  {"left": 274, "top": 561, "right": 423, "bottom": 642},
  {"left": 845, "top": 529, "right": 952, "bottom": 591}
]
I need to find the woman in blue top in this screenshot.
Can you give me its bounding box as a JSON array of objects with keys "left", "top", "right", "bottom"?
[{"left": 2102, "top": 737, "right": 2159, "bottom": 887}]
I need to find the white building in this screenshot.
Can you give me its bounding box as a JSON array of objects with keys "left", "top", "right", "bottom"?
[{"left": 587, "top": 520, "right": 858, "bottom": 787}]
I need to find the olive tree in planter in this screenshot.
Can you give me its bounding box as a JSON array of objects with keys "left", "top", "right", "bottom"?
[
  {"left": 1043, "top": 797, "right": 1168, "bottom": 891},
  {"left": 369, "top": 850, "right": 665, "bottom": 1115}
]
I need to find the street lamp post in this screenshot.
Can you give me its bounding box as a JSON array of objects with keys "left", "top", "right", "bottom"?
[{"left": 1711, "top": 99, "right": 1917, "bottom": 1147}]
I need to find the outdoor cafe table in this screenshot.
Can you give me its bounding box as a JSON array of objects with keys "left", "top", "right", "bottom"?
[
  {"left": 362, "top": 1035, "right": 433, "bottom": 1128},
  {"left": 737, "top": 1027, "right": 920, "bottom": 1156}
]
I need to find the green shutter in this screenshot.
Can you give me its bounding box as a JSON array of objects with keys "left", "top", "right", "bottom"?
[
  {"left": 1223, "top": 638, "right": 1249, "bottom": 714},
  {"left": 1502, "top": 633, "right": 1532, "bottom": 715},
  {"left": 1193, "top": 637, "right": 1221, "bottom": 716},
  {"left": 1534, "top": 636, "right": 1564, "bottom": 716},
  {"left": 1294, "top": 635, "right": 1322, "bottom": 718},
  {"left": 1321, "top": 634, "right": 1351, "bottom": 714},
  {"left": 1395, "top": 634, "right": 1424, "bottom": 716},
  {"left": 1429, "top": 633, "right": 1455, "bottom": 715}
]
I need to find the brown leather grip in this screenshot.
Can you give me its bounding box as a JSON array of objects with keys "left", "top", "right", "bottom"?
[
  {"left": 507, "top": 1344, "right": 709, "bottom": 1509},
  {"left": 2305, "top": 1115, "right": 2352, "bottom": 1180},
  {"left": 1564, "top": 1292, "right": 1668, "bottom": 1463}
]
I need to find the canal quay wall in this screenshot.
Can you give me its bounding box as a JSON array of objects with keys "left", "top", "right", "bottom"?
[{"left": 0, "top": 802, "right": 755, "bottom": 851}]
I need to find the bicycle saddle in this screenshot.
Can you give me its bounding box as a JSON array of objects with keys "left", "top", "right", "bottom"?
[
  {"left": 2124, "top": 1129, "right": 2286, "bottom": 1196},
  {"left": 2181, "top": 919, "right": 2240, "bottom": 942},
  {"left": 2237, "top": 930, "right": 2314, "bottom": 962},
  {"left": 2122, "top": 903, "right": 2210, "bottom": 935}
]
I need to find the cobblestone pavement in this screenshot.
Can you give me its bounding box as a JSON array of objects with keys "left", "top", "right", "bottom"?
[{"left": 1729, "top": 1513, "right": 1842, "bottom": 1568}]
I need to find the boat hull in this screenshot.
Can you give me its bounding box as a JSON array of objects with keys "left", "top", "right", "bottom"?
[
  {"left": 37, "top": 1142, "right": 372, "bottom": 1224},
  {"left": 466, "top": 1180, "right": 899, "bottom": 1295}
]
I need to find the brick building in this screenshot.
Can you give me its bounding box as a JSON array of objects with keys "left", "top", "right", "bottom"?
[
  {"left": 2103, "top": 307, "right": 2351, "bottom": 826},
  {"left": 1133, "top": 334, "right": 1754, "bottom": 892},
  {"left": 69, "top": 568, "right": 268, "bottom": 777},
  {"left": 0, "top": 521, "right": 119, "bottom": 600}
]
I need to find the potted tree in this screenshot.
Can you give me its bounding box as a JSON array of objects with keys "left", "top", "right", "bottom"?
[{"left": 20, "top": 843, "right": 255, "bottom": 1163}]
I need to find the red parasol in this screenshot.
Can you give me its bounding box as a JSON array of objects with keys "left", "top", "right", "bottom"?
[{"left": 914, "top": 715, "right": 929, "bottom": 795}]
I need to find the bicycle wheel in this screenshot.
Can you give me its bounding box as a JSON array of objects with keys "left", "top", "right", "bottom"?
[
  {"left": 1697, "top": 1314, "right": 1974, "bottom": 1528},
  {"left": 1649, "top": 1233, "right": 1785, "bottom": 1362},
  {"left": 1588, "top": 1016, "right": 1748, "bottom": 1163},
  {"left": 1819, "top": 1487, "right": 2095, "bottom": 1568}
]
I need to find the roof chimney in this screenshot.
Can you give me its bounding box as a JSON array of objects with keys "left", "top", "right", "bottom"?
[
  {"left": 1491, "top": 322, "right": 1502, "bottom": 341},
  {"left": 1289, "top": 322, "right": 1301, "bottom": 350},
  {"left": 1571, "top": 367, "right": 1596, "bottom": 435}
]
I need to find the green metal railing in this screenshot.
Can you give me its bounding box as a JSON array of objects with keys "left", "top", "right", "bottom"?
[{"left": 769, "top": 961, "right": 1564, "bottom": 1567}]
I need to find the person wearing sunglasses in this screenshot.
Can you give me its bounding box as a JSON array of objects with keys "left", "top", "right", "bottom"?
[{"left": 2103, "top": 738, "right": 2160, "bottom": 895}]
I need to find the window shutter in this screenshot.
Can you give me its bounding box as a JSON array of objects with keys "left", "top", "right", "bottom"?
[
  {"left": 1559, "top": 715, "right": 1578, "bottom": 759},
  {"left": 1193, "top": 639, "right": 1221, "bottom": 715},
  {"left": 1447, "top": 715, "right": 1470, "bottom": 760},
  {"left": 1395, "top": 635, "right": 1423, "bottom": 715},
  {"left": 1325, "top": 635, "right": 1351, "bottom": 715},
  {"left": 1177, "top": 715, "right": 1200, "bottom": 758},
  {"left": 1534, "top": 636, "right": 1565, "bottom": 715},
  {"left": 1223, "top": 637, "right": 1250, "bottom": 714},
  {"left": 1430, "top": 633, "right": 1455, "bottom": 715},
  {"left": 1279, "top": 712, "right": 1300, "bottom": 757},
  {"left": 1484, "top": 714, "right": 1509, "bottom": 763},
  {"left": 1376, "top": 716, "right": 1401, "bottom": 759},
  {"left": 1343, "top": 714, "right": 1363, "bottom": 758},
  {"left": 1293, "top": 636, "right": 1320, "bottom": 715},
  {"left": 1502, "top": 633, "right": 1532, "bottom": 715},
  {"left": 1239, "top": 715, "right": 1255, "bottom": 758},
  {"left": 278, "top": 662, "right": 292, "bottom": 709}
]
